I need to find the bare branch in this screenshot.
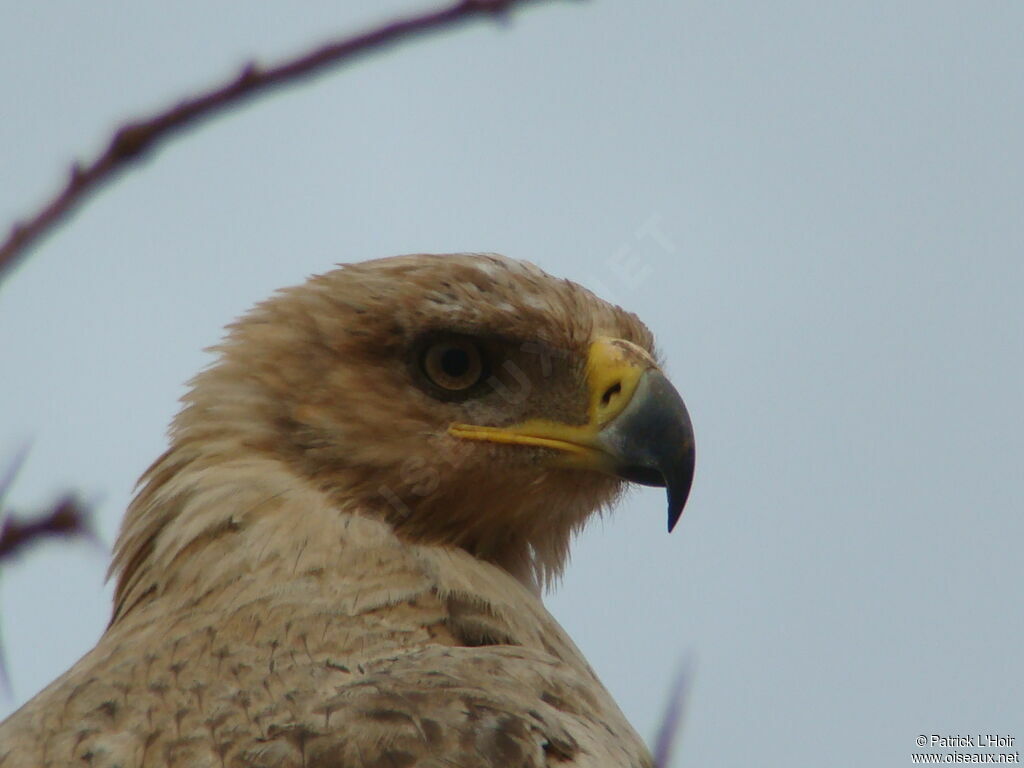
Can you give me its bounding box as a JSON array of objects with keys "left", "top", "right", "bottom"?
[
  {"left": 0, "top": 497, "right": 94, "bottom": 563},
  {"left": 0, "top": 451, "right": 96, "bottom": 562},
  {"left": 653, "top": 661, "right": 694, "bottom": 768},
  {"left": 0, "top": 0, "right": 558, "bottom": 284},
  {"left": 0, "top": 478, "right": 94, "bottom": 694}
]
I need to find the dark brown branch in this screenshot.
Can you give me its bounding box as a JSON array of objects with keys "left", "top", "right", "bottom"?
[
  {"left": 0, "top": 451, "right": 95, "bottom": 562},
  {"left": 0, "top": 0, "right": 557, "bottom": 284},
  {"left": 0, "top": 497, "right": 94, "bottom": 562},
  {"left": 0, "top": 495, "right": 94, "bottom": 695},
  {"left": 0, "top": 454, "right": 97, "bottom": 692}
]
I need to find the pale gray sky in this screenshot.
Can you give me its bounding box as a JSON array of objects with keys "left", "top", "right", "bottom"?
[{"left": 1, "top": 2, "right": 1022, "bottom": 765}]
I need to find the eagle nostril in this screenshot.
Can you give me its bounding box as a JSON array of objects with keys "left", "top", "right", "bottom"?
[{"left": 601, "top": 382, "right": 621, "bottom": 407}]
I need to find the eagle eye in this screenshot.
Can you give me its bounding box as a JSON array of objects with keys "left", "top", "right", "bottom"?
[{"left": 420, "top": 336, "right": 486, "bottom": 394}]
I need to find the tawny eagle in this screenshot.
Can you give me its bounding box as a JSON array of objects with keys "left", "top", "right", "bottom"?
[{"left": 0, "top": 253, "right": 694, "bottom": 768}]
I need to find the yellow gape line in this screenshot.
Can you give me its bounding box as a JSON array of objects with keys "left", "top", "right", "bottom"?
[{"left": 448, "top": 337, "right": 655, "bottom": 470}]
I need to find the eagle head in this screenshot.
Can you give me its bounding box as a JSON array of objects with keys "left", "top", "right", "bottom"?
[{"left": 112, "top": 253, "right": 693, "bottom": 609}]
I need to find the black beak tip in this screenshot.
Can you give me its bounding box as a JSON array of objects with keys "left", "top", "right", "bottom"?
[
  {"left": 665, "top": 443, "right": 695, "bottom": 533},
  {"left": 667, "top": 505, "right": 683, "bottom": 533},
  {"left": 666, "top": 488, "right": 689, "bottom": 534},
  {"left": 667, "top": 493, "right": 688, "bottom": 532}
]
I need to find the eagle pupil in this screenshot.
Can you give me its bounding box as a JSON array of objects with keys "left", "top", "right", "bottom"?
[{"left": 442, "top": 347, "right": 470, "bottom": 378}]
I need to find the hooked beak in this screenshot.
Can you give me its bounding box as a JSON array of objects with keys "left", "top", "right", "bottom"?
[{"left": 448, "top": 337, "right": 695, "bottom": 531}]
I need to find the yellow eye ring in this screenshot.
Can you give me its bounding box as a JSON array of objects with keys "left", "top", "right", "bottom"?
[{"left": 421, "top": 337, "right": 485, "bottom": 392}]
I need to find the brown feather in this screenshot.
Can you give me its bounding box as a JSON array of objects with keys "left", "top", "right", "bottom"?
[{"left": 0, "top": 254, "right": 656, "bottom": 767}]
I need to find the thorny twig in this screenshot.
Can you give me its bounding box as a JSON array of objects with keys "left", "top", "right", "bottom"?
[
  {"left": 0, "top": 0, "right": 557, "bottom": 284},
  {"left": 0, "top": 453, "right": 95, "bottom": 695},
  {"left": 0, "top": 450, "right": 94, "bottom": 562},
  {"left": 0, "top": 497, "right": 94, "bottom": 562}
]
